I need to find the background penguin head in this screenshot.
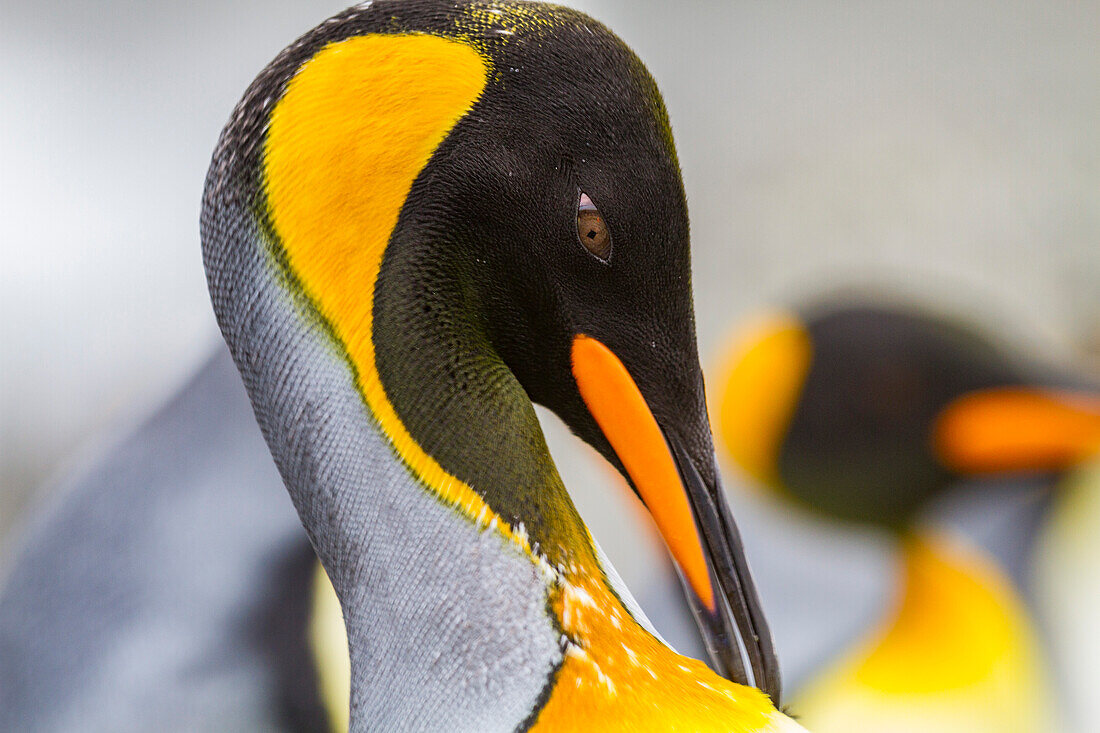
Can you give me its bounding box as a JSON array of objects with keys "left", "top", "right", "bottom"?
[{"left": 717, "top": 299, "right": 1100, "bottom": 529}]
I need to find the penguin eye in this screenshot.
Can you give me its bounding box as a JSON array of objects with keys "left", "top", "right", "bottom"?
[{"left": 576, "top": 192, "right": 612, "bottom": 263}]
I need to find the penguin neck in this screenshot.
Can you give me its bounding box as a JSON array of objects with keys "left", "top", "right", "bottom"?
[
  {"left": 364, "top": 243, "right": 782, "bottom": 729},
  {"left": 281, "top": 253, "right": 585, "bottom": 728},
  {"left": 371, "top": 235, "right": 598, "bottom": 575}
]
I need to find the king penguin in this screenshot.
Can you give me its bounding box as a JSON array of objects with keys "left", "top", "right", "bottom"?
[
  {"left": 0, "top": 2, "right": 809, "bottom": 730},
  {"left": 200, "top": 0, "right": 808, "bottom": 730},
  {"left": 714, "top": 298, "right": 1100, "bottom": 732},
  {"left": 716, "top": 301, "right": 1100, "bottom": 528}
]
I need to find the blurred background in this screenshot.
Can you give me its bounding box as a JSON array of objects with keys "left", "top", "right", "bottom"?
[{"left": 2, "top": 0, "right": 1098, "bottom": 727}]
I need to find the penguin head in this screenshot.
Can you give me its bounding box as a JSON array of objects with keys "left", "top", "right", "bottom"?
[
  {"left": 206, "top": 0, "right": 780, "bottom": 700},
  {"left": 376, "top": 4, "right": 706, "bottom": 471},
  {"left": 718, "top": 300, "right": 1100, "bottom": 529},
  {"left": 718, "top": 303, "right": 1013, "bottom": 528}
]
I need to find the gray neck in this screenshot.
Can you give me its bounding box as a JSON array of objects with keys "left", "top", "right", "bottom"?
[{"left": 203, "top": 194, "right": 562, "bottom": 729}]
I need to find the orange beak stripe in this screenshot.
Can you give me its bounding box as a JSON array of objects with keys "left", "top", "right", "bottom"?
[
  {"left": 571, "top": 334, "right": 715, "bottom": 610},
  {"left": 933, "top": 387, "right": 1100, "bottom": 474}
]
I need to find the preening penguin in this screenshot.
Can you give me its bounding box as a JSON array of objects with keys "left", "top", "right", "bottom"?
[{"left": 203, "top": 1, "right": 800, "bottom": 730}]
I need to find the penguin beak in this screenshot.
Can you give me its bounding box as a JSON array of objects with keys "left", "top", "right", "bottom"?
[
  {"left": 933, "top": 387, "right": 1100, "bottom": 474},
  {"left": 571, "top": 335, "right": 782, "bottom": 703}
]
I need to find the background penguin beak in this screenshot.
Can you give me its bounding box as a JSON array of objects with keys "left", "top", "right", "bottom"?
[
  {"left": 571, "top": 335, "right": 782, "bottom": 703},
  {"left": 933, "top": 387, "right": 1100, "bottom": 474}
]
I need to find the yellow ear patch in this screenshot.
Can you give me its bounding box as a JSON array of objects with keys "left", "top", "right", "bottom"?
[
  {"left": 263, "top": 34, "right": 534, "bottom": 547},
  {"left": 716, "top": 311, "right": 812, "bottom": 489}
]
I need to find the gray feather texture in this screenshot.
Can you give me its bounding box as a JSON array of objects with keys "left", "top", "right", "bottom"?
[{"left": 202, "top": 181, "right": 562, "bottom": 729}]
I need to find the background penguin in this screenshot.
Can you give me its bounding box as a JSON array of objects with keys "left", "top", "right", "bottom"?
[
  {"left": 788, "top": 526, "right": 1056, "bottom": 732},
  {"left": 715, "top": 296, "right": 1100, "bottom": 732},
  {"left": 717, "top": 300, "right": 1100, "bottom": 529}
]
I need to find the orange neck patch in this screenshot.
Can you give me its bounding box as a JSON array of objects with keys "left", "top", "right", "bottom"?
[
  {"left": 532, "top": 572, "right": 775, "bottom": 731},
  {"left": 856, "top": 534, "right": 1021, "bottom": 692}
]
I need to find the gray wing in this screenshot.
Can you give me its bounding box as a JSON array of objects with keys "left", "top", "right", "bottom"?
[
  {"left": 0, "top": 346, "right": 318, "bottom": 733},
  {"left": 933, "top": 476, "right": 1054, "bottom": 599}
]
